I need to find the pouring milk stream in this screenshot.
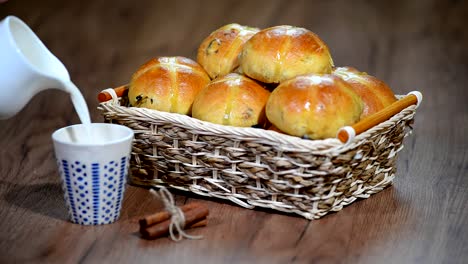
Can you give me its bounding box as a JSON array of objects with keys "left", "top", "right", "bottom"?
[{"left": 0, "top": 16, "right": 91, "bottom": 140}]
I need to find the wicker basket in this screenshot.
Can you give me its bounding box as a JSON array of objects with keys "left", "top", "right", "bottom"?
[{"left": 98, "top": 91, "right": 420, "bottom": 220}]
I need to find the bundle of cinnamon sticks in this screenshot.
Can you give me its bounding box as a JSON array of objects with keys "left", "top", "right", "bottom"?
[{"left": 139, "top": 202, "right": 209, "bottom": 240}]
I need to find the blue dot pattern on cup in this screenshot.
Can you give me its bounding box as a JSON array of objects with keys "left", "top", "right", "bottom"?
[{"left": 59, "top": 157, "right": 130, "bottom": 225}]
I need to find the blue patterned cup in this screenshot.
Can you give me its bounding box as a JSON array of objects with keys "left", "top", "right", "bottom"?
[{"left": 52, "top": 123, "right": 134, "bottom": 225}]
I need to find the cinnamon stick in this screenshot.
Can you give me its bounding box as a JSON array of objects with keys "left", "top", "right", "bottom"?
[
  {"left": 97, "top": 85, "right": 128, "bottom": 102},
  {"left": 140, "top": 206, "right": 209, "bottom": 239},
  {"left": 188, "top": 217, "right": 207, "bottom": 228},
  {"left": 139, "top": 202, "right": 203, "bottom": 228}
]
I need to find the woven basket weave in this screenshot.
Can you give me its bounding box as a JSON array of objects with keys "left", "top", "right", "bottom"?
[{"left": 98, "top": 95, "right": 417, "bottom": 220}]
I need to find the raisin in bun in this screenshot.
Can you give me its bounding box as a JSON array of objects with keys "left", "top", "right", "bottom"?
[
  {"left": 266, "top": 74, "right": 363, "bottom": 139},
  {"left": 240, "top": 25, "right": 334, "bottom": 84},
  {"left": 192, "top": 73, "right": 270, "bottom": 127},
  {"left": 128, "top": 57, "right": 210, "bottom": 115},
  {"left": 197, "top": 24, "right": 259, "bottom": 79},
  {"left": 333, "top": 67, "right": 397, "bottom": 119}
]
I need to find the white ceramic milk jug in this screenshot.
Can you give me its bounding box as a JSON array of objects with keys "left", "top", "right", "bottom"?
[{"left": 0, "top": 15, "right": 72, "bottom": 119}]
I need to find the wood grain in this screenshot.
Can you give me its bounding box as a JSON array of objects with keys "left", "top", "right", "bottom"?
[{"left": 1, "top": 0, "right": 467, "bottom": 263}]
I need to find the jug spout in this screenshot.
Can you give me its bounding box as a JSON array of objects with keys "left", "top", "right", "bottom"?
[{"left": 0, "top": 16, "right": 71, "bottom": 119}]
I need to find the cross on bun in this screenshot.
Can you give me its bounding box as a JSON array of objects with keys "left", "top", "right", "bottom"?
[
  {"left": 128, "top": 56, "right": 210, "bottom": 115},
  {"left": 333, "top": 67, "right": 397, "bottom": 119},
  {"left": 197, "top": 24, "right": 259, "bottom": 79},
  {"left": 240, "top": 25, "right": 334, "bottom": 84},
  {"left": 266, "top": 74, "right": 363, "bottom": 139},
  {"left": 192, "top": 73, "right": 270, "bottom": 127}
]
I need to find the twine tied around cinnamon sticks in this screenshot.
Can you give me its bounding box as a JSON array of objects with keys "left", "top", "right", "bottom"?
[{"left": 139, "top": 187, "right": 208, "bottom": 241}]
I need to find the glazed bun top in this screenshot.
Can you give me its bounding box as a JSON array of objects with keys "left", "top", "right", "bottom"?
[
  {"left": 128, "top": 56, "right": 210, "bottom": 115},
  {"left": 333, "top": 67, "right": 397, "bottom": 119},
  {"left": 197, "top": 23, "right": 260, "bottom": 79},
  {"left": 266, "top": 74, "right": 363, "bottom": 139},
  {"left": 192, "top": 73, "right": 270, "bottom": 127},
  {"left": 240, "top": 25, "right": 334, "bottom": 83}
]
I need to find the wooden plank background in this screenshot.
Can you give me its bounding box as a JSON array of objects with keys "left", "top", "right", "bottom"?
[{"left": 0, "top": 0, "right": 467, "bottom": 263}]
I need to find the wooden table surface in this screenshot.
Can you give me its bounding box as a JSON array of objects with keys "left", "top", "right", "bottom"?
[{"left": 1, "top": 0, "right": 467, "bottom": 263}]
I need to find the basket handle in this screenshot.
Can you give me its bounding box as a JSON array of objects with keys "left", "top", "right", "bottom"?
[
  {"left": 98, "top": 85, "right": 128, "bottom": 102},
  {"left": 97, "top": 86, "right": 422, "bottom": 144},
  {"left": 337, "top": 91, "right": 423, "bottom": 144}
]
